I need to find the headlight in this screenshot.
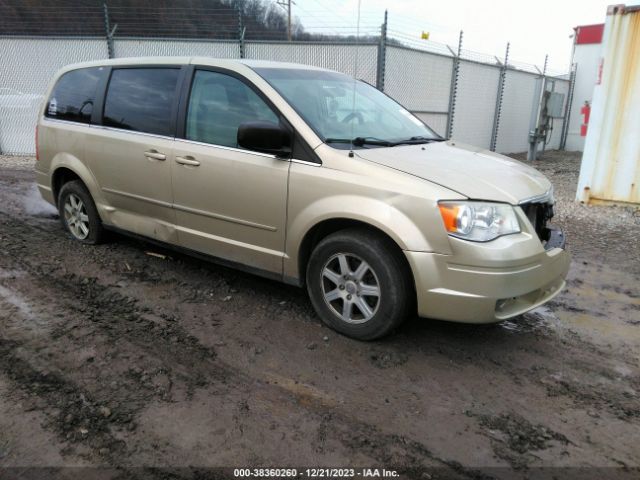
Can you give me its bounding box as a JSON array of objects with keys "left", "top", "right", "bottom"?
[{"left": 438, "top": 201, "right": 520, "bottom": 242}]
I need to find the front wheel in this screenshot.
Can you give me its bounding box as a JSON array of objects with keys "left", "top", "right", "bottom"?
[{"left": 306, "top": 228, "right": 414, "bottom": 340}]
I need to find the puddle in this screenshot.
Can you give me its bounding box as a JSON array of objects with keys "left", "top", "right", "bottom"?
[
  {"left": 576, "top": 283, "right": 640, "bottom": 306},
  {"left": 538, "top": 261, "right": 640, "bottom": 347},
  {"left": 554, "top": 310, "right": 640, "bottom": 343},
  {"left": 500, "top": 306, "right": 560, "bottom": 334}
]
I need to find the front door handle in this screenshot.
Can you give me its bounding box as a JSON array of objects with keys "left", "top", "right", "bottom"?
[
  {"left": 144, "top": 150, "right": 166, "bottom": 161},
  {"left": 175, "top": 156, "right": 201, "bottom": 167}
]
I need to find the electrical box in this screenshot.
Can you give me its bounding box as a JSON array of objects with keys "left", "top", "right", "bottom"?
[
  {"left": 528, "top": 78, "right": 566, "bottom": 160},
  {"left": 546, "top": 92, "right": 565, "bottom": 118}
]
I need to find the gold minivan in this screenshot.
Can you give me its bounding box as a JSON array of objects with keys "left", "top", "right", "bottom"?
[{"left": 36, "top": 57, "right": 570, "bottom": 340}]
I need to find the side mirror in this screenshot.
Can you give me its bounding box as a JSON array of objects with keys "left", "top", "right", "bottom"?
[{"left": 237, "top": 121, "right": 291, "bottom": 158}]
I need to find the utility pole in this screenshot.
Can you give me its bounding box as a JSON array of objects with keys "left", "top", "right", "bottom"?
[{"left": 276, "top": 0, "right": 293, "bottom": 41}]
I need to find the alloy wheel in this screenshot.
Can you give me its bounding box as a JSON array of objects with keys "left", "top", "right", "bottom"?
[
  {"left": 320, "top": 253, "right": 381, "bottom": 324},
  {"left": 63, "top": 193, "right": 90, "bottom": 240}
]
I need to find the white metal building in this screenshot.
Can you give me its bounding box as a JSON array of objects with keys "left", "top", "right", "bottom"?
[{"left": 565, "top": 23, "right": 604, "bottom": 152}]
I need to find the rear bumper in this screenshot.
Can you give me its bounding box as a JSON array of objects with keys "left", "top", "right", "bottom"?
[{"left": 405, "top": 237, "right": 571, "bottom": 323}]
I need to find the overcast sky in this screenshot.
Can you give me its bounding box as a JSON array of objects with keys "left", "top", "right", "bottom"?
[{"left": 293, "top": 0, "right": 619, "bottom": 72}]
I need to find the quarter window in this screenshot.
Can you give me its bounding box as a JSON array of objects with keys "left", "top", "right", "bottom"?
[
  {"left": 103, "top": 68, "right": 180, "bottom": 136},
  {"left": 45, "top": 67, "right": 103, "bottom": 124},
  {"left": 186, "top": 70, "right": 279, "bottom": 148}
]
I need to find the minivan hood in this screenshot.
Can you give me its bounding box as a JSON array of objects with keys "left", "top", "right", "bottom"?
[{"left": 355, "top": 141, "right": 551, "bottom": 204}]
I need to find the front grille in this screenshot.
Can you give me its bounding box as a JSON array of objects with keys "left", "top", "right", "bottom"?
[{"left": 521, "top": 202, "right": 554, "bottom": 243}]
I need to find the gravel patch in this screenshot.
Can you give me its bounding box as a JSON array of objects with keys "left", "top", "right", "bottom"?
[
  {"left": 0, "top": 155, "right": 35, "bottom": 170},
  {"left": 512, "top": 150, "right": 640, "bottom": 275}
]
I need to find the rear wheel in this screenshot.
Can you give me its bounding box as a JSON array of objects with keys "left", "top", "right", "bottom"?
[
  {"left": 306, "top": 228, "right": 413, "bottom": 340},
  {"left": 58, "top": 180, "right": 105, "bottom": 244}
]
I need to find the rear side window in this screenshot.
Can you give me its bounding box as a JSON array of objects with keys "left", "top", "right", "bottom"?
[
  {"left": 45, "top": 67, "right": 102, "bottom": 124},
  {"left": 103, "top": 68, "right": 180, "bottom": 136}
]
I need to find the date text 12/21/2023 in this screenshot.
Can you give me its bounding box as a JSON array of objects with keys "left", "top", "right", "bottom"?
[{"left": 233, "top": 468, "right": 400, "bottom": 478}]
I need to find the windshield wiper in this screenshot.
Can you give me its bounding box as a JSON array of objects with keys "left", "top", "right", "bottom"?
[
  {"left": 391, "top": 136, "right": 446, "bottom": 146},
  {"left": 325, "top": 136, "right": 445, "bottom": 148},
  {"left": 353, "top": 137, "right": 395, "bottom": 147},
  {"left": 324, "top": 137, "right": 395, "bottom": 147}
]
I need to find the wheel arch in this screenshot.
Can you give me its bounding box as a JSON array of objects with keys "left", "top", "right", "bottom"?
[
  {"left": 51, "top": 167, "right": 82, "bottom": 204},
  {"left": 49, "top": 154, "right": 103, "bottom": 209},
  {"left": 294, "top": 217, "right": 415, "bottom": 292}
]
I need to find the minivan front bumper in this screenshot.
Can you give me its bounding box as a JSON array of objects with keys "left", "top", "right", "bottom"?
[{"left": 405, "top": 234, "right": 570, "bottom": 323}]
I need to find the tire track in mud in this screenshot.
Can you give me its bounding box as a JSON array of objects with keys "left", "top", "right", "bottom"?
[
  {"left": 0, "top": 211, "right": 236, "bottom": 467},
  {"left": 1, "top": 207, "right": 639, "bottom": 474},
  {"left": 0, "top": 338, "right": 129, "bottom": 458},
  {"left": 0, "top": 210, "right": 492, "bottom": 478}
]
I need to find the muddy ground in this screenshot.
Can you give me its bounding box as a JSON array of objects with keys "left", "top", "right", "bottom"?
[{"left": 0, "top": 151, "right": 638, "bottom": 480}]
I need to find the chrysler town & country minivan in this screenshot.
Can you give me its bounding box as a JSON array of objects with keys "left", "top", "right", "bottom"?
[{"left": 36, "top": 57, "right": 570, "bottom": 340}]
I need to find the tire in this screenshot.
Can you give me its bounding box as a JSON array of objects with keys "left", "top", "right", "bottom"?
[
  {"left": 57, "top": 180, "right": 106, "bottom": 245},
  {"left": 306, "top": 228, "right": 414, "bottom": 340}
]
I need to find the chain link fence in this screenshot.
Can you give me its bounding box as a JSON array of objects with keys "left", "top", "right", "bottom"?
[
  {"left": 383, "top": 46, "right": 453, "bottom": 137},
  {"left": 0, "top": 37, "right": 108, "bottom": 154},
  {"left": 113, "top": 38, "right": 240, "bottom": 59},
  {"left": 0, "top": 35, "right": 572, "bottom": 156},
  {"left": 451, "top": 60, "right": 501, "bottom": 148},
  {"left": 494, "top": 70, "right": 539, "bottom": 154},
  {"left": 246, "top": 41, "right": 378, "bottom": 86}
]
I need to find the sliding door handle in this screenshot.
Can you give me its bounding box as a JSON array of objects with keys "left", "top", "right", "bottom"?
[
  {"left": 144, "top": 150, "right": 166, "bottom": 161},
  {"left": 175, "top": 156, "right": 201, "bottom": 167}
]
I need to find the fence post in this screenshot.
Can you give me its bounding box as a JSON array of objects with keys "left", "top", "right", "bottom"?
[
  {"left": 238, "top": 5, "right": 245, "bottom": 59},
  {"left": 540, "top": 55, "right": 549, "bottom": 156},
  {"left": 527, "top": 55, "right": 549, "bottom": 161},
  {"left": 560, "top": 63, "right": 577, "bottom": 150},
  {"left": 375, "top": 10, "right": 387, "bottom": 91},
  {"left": 445, "top": 30, "right": 463, "bottom": 139},
  {"left": 490, "top": 42, "right": 510, "bottom": 152},
  {"left": 103, "top": 3, "right": 115, "bottom": 59}
]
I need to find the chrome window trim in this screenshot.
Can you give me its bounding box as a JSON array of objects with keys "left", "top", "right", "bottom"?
[
  {"left": 90, "top": 124, "right": 175, "bottom": 141},
  {"left": 43, "top": 118, "right": 175, "bottom": 141},
  {"left": 174, "top": 137, "right": 279, "bottom": 159},
  {"left": 41, "top": 117, "right": 92, "bottom": 128},
  {"left": 42, "top": 118, "right": 289, "bottom": 160},
  {"left": 291, "top": 159, "right": 322, "bottom": 167}
]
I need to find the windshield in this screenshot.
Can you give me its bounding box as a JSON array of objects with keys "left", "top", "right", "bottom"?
[{"left": 253, "top": 68, "right": 440, "bottom": 148}]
